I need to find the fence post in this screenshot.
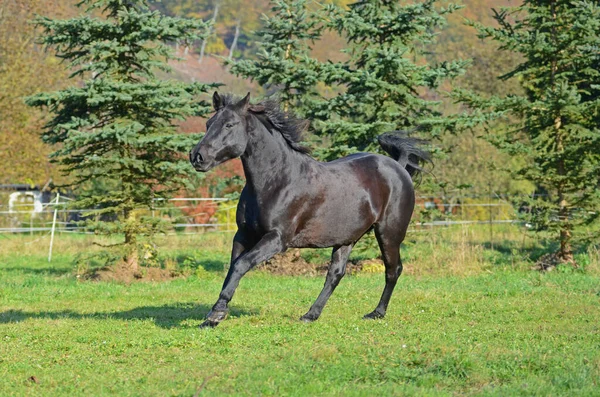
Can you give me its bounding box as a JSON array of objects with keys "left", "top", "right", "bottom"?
[
  {"left": 488, "top": 183, "right": 494, "bottom": 249},
  {"left": 48, "top": 193, "right": 60, "bottom": 263}
]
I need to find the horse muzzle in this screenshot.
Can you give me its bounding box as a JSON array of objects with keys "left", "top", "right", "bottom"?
[
  {"left": 190, "top": 149, "right": 215, "bottom": 172},
  {"left": 189, "top": 150, "right": 205, "bottom": 171}
]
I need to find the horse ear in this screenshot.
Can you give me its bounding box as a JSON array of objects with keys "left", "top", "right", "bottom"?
[
  {"left": 235, "top": 92, "right": 251, "bottom": 112},
  {"left": 249, "top": 104, "right": 265, "bottom": 113},
  {"left": 212, "top": 91, "right": 223, "bottom": 111}
]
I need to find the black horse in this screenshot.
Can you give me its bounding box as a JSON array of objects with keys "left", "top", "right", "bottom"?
[{"left": 190, "top": 92, "right": 430, "bottom": 328}]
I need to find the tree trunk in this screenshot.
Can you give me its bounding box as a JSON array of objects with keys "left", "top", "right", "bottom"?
[
  {"left": 123, "top": 208, "right": 139, "bottom": 273},
  {"left": 555, "top": 116, "right": 575, "bottom": 265},
  {"left": 199, "top": 2, "right": 220, "bottom": 64},
  {"left": 549, "top": 1, "right": 575, "bottom": 267},
  {"left": 228, "top": 19, "right": 241, "bottom": 60}
]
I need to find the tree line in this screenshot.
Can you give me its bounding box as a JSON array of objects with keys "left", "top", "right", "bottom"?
[{"left": 11, "top": 0, "right": 600, "bottom": 269}]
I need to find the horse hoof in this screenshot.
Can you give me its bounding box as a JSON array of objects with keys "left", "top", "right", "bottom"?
[
  {"left": 205, "top": 309, "right": 228, "bottom": 323},
  {"left": 199, "top": 320, "right": 219, "bottom": 329},
  {"left": 363, "top": 310, "right": 385, "bottom": 320},
  {"left": 299, "top": 314, "right": 318, "bottom": 323}
]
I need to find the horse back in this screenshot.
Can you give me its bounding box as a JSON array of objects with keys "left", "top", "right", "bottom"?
[
  {"left": 291, "top": 153, "right": 413, "bottom": 247},
  {"left": 236, "top": 152, "right": 414, "bottom": 249}
]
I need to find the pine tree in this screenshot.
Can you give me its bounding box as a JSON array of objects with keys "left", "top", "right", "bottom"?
[
  {"left": 229, "top": 0, "right": 466, "bottom": 162},
  {"left": 312, "top": 0, "right": 467, "bottom": 159},
  {"left": 455, "top": 0, "right": 600, "bottom": 265},
  {"left": 26, "top": 0, "right": 218, "bottom": 271},
  {"left": 228, "top": 0, "right": 324, "bottom": 112}
]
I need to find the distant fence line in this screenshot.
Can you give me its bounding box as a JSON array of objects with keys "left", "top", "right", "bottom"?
[
  {"left": 0, "top": 195, "right": 532, "bottom": 209},
  {"left": 0, "top": 220, "right": 521, "bottom": 234},
  {"left": 0, "top": 202, "right": 513, "bottom": 215},
  {"left": 0, "top": 195, "right": 522, "bottom": 236}
]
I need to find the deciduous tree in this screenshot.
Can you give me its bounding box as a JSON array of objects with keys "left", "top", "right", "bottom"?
[{"left": 0, "top": 0, "right": 76, "bottom": 185}]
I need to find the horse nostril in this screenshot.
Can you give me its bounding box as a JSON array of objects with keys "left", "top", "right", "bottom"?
[{"left": 195, "top": 152, "right": 204, "bottom": 164}]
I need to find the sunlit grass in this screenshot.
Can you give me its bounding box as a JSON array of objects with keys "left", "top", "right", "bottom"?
[
  {"left": 1, "top": 225, "right": 598, "bottom": 395},
  {"left": 2, "top": 223, "right": 582, "bottom": 274}
]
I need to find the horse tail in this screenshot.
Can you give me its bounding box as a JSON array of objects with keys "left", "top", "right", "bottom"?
[{"left": 377, "top": 131, "right": 431, "bottom": 179}]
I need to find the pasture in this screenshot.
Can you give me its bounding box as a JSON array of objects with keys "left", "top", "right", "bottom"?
[{"left": 1, "top": 226, "right": 599, "bottom": 396}]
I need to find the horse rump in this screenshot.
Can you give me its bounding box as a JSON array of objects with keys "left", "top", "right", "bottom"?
[{"left": 377, "top": 131, "right": 431, "bottom": 179}]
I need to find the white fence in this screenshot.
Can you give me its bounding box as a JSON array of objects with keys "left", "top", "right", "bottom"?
[
  {"left": 0, "top": 196, "right": 237, "bottom": 234},
  {"left": 0, "top": 195, "right": 521, "bottom": 235},
  {"left": 0, "top": 194, "right": 524, "bottom": 262}
]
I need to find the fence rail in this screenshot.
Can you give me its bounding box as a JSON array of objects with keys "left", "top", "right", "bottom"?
[
  {"left": 0, "top": 194, "right": 526, "bottom": 262},
  {"left": 0, "top": 195, "right": 522, "bottom": 236}
]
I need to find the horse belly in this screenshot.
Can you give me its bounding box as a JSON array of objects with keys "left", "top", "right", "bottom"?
[{"left": 288, "top": 197, "right": 378, "bottom": 249}]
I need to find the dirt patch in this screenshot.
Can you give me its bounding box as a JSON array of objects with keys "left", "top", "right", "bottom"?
[
  {"left": 258, "top": 249, "right": 322, "bottom": 276},
  {"left": 82, "top": 264, "right": 180, "bottom": 283},
  {"left": 533, "top": 252, "right": 578, "bottom": 271},
  {"left": 80, "top": 251, "right": 385, "bottom": 281},
  {"left": 257, "top": 249, "right": 384, "bottom": 276}
]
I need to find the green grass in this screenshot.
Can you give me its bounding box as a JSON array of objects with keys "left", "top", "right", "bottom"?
[{"left": 1, "top": 228, "right": 599, "bottom": 396}]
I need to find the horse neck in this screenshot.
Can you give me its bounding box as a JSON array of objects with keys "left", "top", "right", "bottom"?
[{"left": 241, "top": 116, "right": 306, "bottom": 194}]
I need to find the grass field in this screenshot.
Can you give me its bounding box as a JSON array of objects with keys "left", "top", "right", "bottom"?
[{"left": 1, "top": 227, "right": 599, "bottom": 396}]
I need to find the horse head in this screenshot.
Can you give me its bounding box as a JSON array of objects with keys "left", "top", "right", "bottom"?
[{"left": 190, "top": 92, "right": 251, "bottom": 172}]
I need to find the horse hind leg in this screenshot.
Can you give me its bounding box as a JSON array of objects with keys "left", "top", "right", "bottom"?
[
  {"left": 364, "top": 223, "right": 405, "bottom": 320},
  {"left": 300, "top": 244, "right": 353, "bottom": 322}
]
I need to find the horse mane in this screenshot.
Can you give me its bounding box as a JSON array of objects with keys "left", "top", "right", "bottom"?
[{"left": 222, "top": 95, "right": 311, "bottom": 155}]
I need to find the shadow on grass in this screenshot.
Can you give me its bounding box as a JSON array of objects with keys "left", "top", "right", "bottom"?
[
  {"left": 0, "top": 266, "right": 72, "bottom": 276},
  {"left": 2, "top": 255, "right": 227, "bottom": 276},
  {"left": 478, "top": 240, "right": 591, "bottom": 264},
  {"left": 0, "top": 303, "right": 257, "bottom": 329}
]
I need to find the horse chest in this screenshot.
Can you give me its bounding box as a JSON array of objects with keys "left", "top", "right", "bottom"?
[{"left": 237, "top": 195, "right": 280, "bottom": 236}]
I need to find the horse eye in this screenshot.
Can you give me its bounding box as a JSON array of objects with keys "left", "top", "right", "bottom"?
[{"left": 225, "top": 123, "right": 234, "bottom": 129}]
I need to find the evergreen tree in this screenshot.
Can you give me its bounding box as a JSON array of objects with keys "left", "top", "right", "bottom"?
[
  {"left": 228, "top": 0, "right": 324, "bottom": 112},
  {"left": 312, "top": 0, "right": 467, "bottom": 159},
  {"left": 455, "top": 0, "right": 600, "bottom": 265},
  {"left": 230, "top": 0, "right": 466, "bottom": 163},
  {"left": 27, "top": 0, "right": 218, "bottom": 270}
]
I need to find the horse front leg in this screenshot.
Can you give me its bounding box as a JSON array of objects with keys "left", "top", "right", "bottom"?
[
  {"left": 220, "top": 231, "right": 252, "bottom": 290},
  {"left": 201, "top": 231, "right": 284, "bottom": 328}
]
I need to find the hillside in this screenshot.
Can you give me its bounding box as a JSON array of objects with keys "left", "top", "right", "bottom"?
[{"left": 1, "top": 0, "right": 522, "bottom": 196}]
